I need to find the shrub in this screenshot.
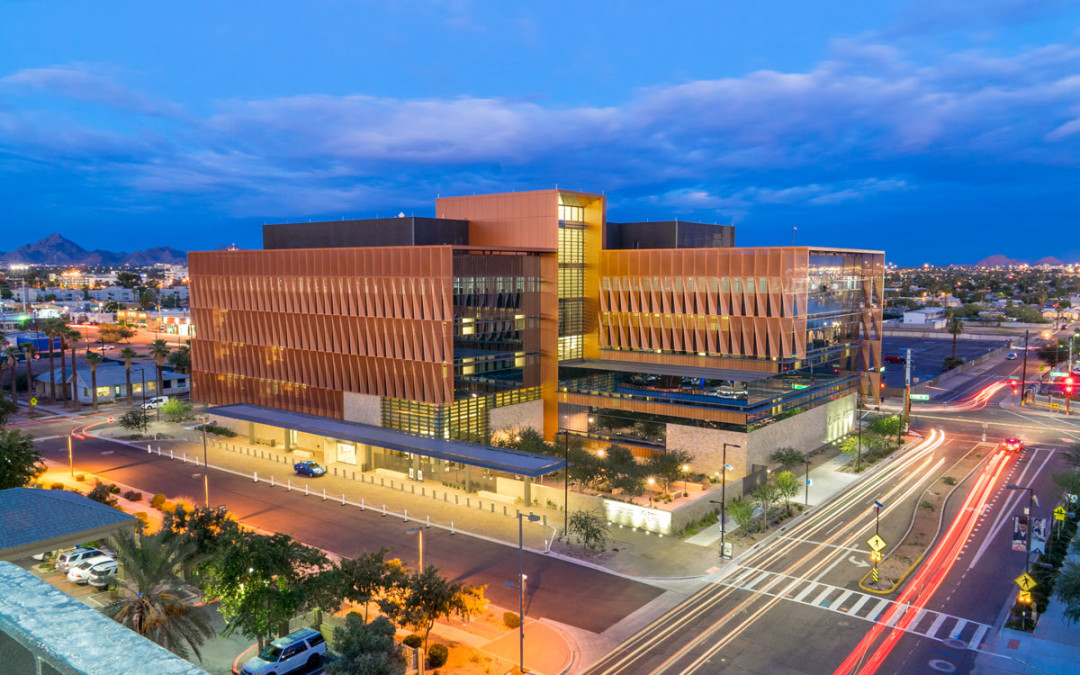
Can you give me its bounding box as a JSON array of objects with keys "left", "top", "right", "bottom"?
[
  {"left": 123, "top": 490, "right": 143, "bottom": 502},
  {"left": 133, "top": 512, "right": 149, "bottom": 527},
  {"left": 107, "top": 484, "right": 121, "bottom": 494},
  {"left": 161, "top": 501, "right": 178, "bottom": 514},
  {"left": 50, "top": 482, "right": 65, "bottom": 490},
  {"left": 942, "top": 476, "right": 957, "bottom": 486},
  {"left": 428, "top": 643, "right": 449, "bottom": 668},
  {"left": 503, "top": 611, "right": 521, "bottom": 628},
  {"left": 74, "top": 474, "right": 86, "bottom": 482},
  {"left": 150, "top": 493, "right": 167, "bottom": 509},
  {"left": 87, "top": 482, "right": 118, "bottom": 507},
  {"left": 403, "top": 634, "right": 423, "bottom": 649}
]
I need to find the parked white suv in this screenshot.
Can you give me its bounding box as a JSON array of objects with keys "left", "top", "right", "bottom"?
[
  {"left": 87, "top": 561, "right": 120, "bottom": 588},
  {"left": 239, "top": 627, "right": 326, "bottom": 675},
  {"left": 68, "top": 557, "right": 116, "bottom": 584},
  {"left": 143, "top": 396, "right": 170, "bottom": 410},
  {"left": 56, "top": 547, "right": 112, "bottom": 572}
]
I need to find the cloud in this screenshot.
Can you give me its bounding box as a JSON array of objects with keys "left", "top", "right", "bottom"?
[
  {"left": 0, "top": 65, "right": 184, "bottom": 118},
  {"left": 0, "top": 36, "right": 1078, "bottom": 223}
]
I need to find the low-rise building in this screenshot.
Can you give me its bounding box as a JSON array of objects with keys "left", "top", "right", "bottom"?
[
  {"left": 903, "top": 307, "right": 947, "bottom": 328},
  {"left": 88, "top": 287, "right": 136, "bottom": 303},
  {"left": 34, "top": 363, "right": 189, "bottom": 405}
]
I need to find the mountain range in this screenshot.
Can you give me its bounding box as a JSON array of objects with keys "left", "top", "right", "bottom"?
[
  {"left": 0, "top": 234, "right": 187, "bottom": 266},
  {"left": 974, "top": 254, "right": 1070, "bottom": 267}
]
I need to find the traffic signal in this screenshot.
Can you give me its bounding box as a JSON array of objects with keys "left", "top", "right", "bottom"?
[
  {"left": 1065, "top": 377, "right": 1075, "bottom": 397},
  {"left": 870, "top": 550, "right": 882, "bottom": 564}
]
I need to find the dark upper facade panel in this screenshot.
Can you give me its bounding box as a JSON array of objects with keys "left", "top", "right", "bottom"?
[
  {"left": 606, "top": 221, "right": 735, "bottom": 250},
  {"left": 263, "top": 217, "right": 470, "bottom": 249}
]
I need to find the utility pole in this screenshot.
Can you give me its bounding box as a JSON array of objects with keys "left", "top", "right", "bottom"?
[
  {"left": 1020, "top": 329, "right": 1030, "bottom": 405},
  {"left": 901, "top": 348, "right": 913, "bottom": 439}
]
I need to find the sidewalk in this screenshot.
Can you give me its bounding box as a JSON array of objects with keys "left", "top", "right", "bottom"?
[{"left": 975, "top": 555, "right": 1080, "bottom": 674}]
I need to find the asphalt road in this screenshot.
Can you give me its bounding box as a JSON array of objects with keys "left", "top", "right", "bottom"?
[{"left": 30, "top": 426, "right": 663, "bottom": 635}]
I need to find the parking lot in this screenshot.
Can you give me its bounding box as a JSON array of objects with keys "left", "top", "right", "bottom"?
[{"left": 881, "top": 336, "right": 1009, "bottom": 387}]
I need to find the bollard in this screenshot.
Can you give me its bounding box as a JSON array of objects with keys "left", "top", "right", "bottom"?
[
  {"left": 382, "top": 504, "right": 387, "bottom": 517},
  {"left": 322, "top": 488, "right": 326, "bottom": 501},
  {"left": 403, "top": 509, "right": 408, "bottom": 522},
  {"left": 147, "top": 444, "right": 151, "bottom": 453},
  {"left": 305, "top": 484, "right": 309, "bottom": 496},
  {"left": 170, "top": 449, "right": 174, "bottom": 460},
  {"left": 183, "top": 453, "right": 187, "bottom": 463},
  {"left": 503, "top": 505, "right": 507, "bottom": 516},
  {"left": 341, "top": 493, "right": 345, "bottom": 506},
  {"left": 287, "top": 479, "right": 291, "bottom": 491},
  {"left": 361, "top": 498, "right": 365, "bottom": 511},
  {"left": 426, "top": 515, "right": 430, "bottom": 529},
  {"left": 254, "top": 471, "right": 258, "bottom": 483},
  {"left": 271, "top": 475, "right": 275, "bottom": 487},
  {"left": 451, "top": 521, "right": 455, "bottom": 535},
  {"left": 543, "top": 515, "right": 547, "bottom": 527}
]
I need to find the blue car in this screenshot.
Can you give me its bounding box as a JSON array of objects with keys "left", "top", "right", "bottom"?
[{"left": 293, "top": 461, "right": 327, "bottom": 477}]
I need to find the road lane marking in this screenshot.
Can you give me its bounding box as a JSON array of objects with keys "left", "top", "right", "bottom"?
[
  {"left": 775, "top": 535, "right": 871, "bottom": 554},
  {"left": 744, "top": 572, "right": 771, "bottom": 589},
  {"left": 968, "top": 623, "right": 989, "bottom": 648},
  {"left": 948, "top": 619, "right": 968, "bottom": 639},
  {"left": 924, "top": 613, "right": 948, "bottom": 638}
]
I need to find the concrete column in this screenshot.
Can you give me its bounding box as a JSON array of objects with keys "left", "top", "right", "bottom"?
[
  {"left": 412, "top": 454, "right": 421, "bottom": 482},
  {"left": 363, "top": 444, "right": 373, "bottom": 472},
  {"left": 524, "top": 477, "right": 532, "bottom": 506},
  {"left": 248, "top": 422, "right": 255, "bottom": 444},
  {"left": 465, "top": 466, "right": 472, "bottom": 493},
  {"left": 283, "top": 429, "right": 291, "bottom": 451}
]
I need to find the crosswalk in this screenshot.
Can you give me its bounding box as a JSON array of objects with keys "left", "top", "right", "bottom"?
[{"left": 715, "top": 566, "right": 991, "bottom": 650}]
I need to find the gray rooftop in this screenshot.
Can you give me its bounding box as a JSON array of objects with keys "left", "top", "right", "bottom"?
[
  {"left": 36, "top": 363, "right": 183, "bottom": 388},
  {"left": 207, "top": 404, "right": 566, "bottom": 477},
  {"left": 0, "top": 488, "right": 137, "bottom": 562},
  {"left": 0, "top": 562, "right": 209, "bottom": 675}
]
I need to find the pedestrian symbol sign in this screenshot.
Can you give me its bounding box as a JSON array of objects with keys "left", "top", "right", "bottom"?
[
  {"left": 867, "top": 534, "right": 887, "bottom": 552},
  {"left": 29, "top": 397, "right": 37, "bottom": 406},
  {"left": 1055, "top": 506, "right": 1067, "bottom": 522},
  {"left": 1015, "top": 573, "right": 1038, "bottom": 591}
]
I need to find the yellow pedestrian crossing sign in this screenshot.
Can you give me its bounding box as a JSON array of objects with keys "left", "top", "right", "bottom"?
[
  {"left": 867, "top": 534, "right": 887, "bottom": 552},
  {"left": 1055, "top": 506, "right": 1067, "bottom": 522},
  {"left": 29, "top": 397, "right": 37, "bottom": 406},
  {"left": 1015, "top": 573, "right": 1038, "bottom": 591}
]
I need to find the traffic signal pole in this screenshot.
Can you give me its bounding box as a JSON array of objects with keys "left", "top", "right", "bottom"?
[
  {"left": 1020, "top": 329, "right": 1030, "bottom": 405},
  {"left": 903, "top": 348, "right": 913, "bottom": 433}
]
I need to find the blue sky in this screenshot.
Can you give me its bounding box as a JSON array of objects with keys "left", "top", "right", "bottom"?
[{"left": 2, "top": 0, "right": 1079, "bottom": 264}]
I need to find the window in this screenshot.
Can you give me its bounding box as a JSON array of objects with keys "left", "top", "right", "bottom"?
[
  {"left": 558, "top": 204, "right": 584, "bottom": 222},
  {"left": 96, "top": 386, "right": 110, "bottom": 398}
]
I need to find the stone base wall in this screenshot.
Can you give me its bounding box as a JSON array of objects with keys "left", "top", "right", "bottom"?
[
  {"left": 489, "top": 399, "right": 544, "bottom": 441},
  {"left": 746, "top": 393, "right": 855, "bottom": 466},
  {"left": 665, "top": 424, "right": 749, "bottom": 478},
  {"left": 343, "top": 392, "right": 381, "bottom": 426}
]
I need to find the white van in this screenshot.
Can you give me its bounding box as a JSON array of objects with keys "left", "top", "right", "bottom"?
[{"left": 142, "top": 396, "right": 170, "bottom": 410}]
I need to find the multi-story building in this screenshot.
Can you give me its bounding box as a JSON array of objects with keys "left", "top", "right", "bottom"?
[{"left": 190, "top": 189, "right": 882, "bottom": 493}]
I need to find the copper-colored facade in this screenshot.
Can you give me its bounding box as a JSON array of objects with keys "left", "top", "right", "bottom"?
[{"left": 190, "top": 246, "right": 455, "bottom": 418}]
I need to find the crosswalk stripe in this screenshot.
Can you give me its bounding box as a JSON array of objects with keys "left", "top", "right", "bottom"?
[
  {"left": 909, "top": 608, "right": 929, "bottom": 632},
  {"left": 968, "top": 623, "right": 989, "bottom": 648},
  {"left": 867, "top": 598, "right": 890, "bottom": 622},
  {"left": 730, "top": 568, "right": 757, "bottom": 586},
  {"left": 744, "top": 572, "right": 772, "bottom": 589},
  {"left": 793, "top": 582, "right": 819, "bottom": 603},
  {"left": 924, "top": 613, "right": 948, "bottom": 638},
  {"left": 884, "top": 604, "right": 908, "bottom": 628},
  {"left": 811, "top": 587, "right": 834, "bottom": 607},
  {"left": 847, "top": 594, "right": 871, "bottom": 616},
  {"left": 832, "top": 590, "right": 855, "bottom": 610},
  {"left": 949, "top": 619, "right": 968, "bottom": 639}
]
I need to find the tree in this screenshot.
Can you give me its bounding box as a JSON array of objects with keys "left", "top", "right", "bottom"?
[
  {"left": 41, "top": 317, "right": 65, "bottom": 403},
  {"left": 603, "top": 444, "right": 645, "bottom": 496},
  {"left": 0, "top": 393, "right": 16, "bottom": 428},
  {"left": 60, "top": 327, "right": 82, "bottom": 409},
  {"left": 161, "top": 398, "right": 192, "bottom": 422},
  {"left": 103, "top": 300, "right": 120, "bottom": 313},
  {"left": 120, "top": 347, "right": 138, "bottom": 406},
  {"left": 139, "top": 287, "right": 159, "bottom": 311},
  {"left": 0, "top": 429, "right": 45, "bottom": 489},
  {"left": 161, "top": 505, "right": 241, "bottom": 573},
  {"left": 647, "top": 449, "right": 693, "bottom": 495},
  {"left": 752, "top": 482, "right": 781, "bottom": 531},
  {"left": 85, "top": 352, "right": 103, "bottom": 411},
  {"left": 200, "top": 531, "right": 333, "bottom": 649},
  {"left": 87, "top": 481, "right": 119, "bottom": 507},
  {"left": 115, "top": 271, "right": 142, "bottom": 289},
  {"left": 103, "top": 530, "right": 215, "bottom": 660},
  {"left": 327, "top": 614, "right": 405, "bottom": 675},
  {"left": 168, "top": 344, "right": 191, "bottom": 374},
  {"left": 340, "top": 548, "right": 394, "bottom": 624},
  {"left": 945, "top": 315, "right": 965, "bottom": 369},
  {"left": 567, "top": 509, "right": 610, "bottom": 550},
  {"left": 3, "top": 346, "right": 17, "bottom": 402},
  {"left": 728, "top": 496, "right": 756, "bottom": 534},
  {"left": 498, "top": 426, "right": 554, "bottom": 455},
  {"left": 774, "top": 471, "right": 800, "bottom": 515},
  {"left": 149, "top": 339, "right": 170, "bottom": 398},
  {"left": 21, "top": 342, "right": 36, "bottom": 401},
  {"left": 771, "top": 447, "right": 806, "bottom": 472},
  {"left": 119, "top": 408, "right": 151, "bottom": 436},
  {"left": 381, "top": 566, "right": 462, "bottom": 651},
  {"left": 99, "top": 323, "right": 135, "bottom": 344},
  {"left": 451, "top": 583, "right": 489, "bottom": 623},
  {"left": 867, "top": 415, "right": 902, "bottom": 437}
]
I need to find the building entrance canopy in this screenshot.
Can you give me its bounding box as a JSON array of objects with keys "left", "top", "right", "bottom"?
[{"left": 207, "top": 404, "right": 566, "bottom": 477}]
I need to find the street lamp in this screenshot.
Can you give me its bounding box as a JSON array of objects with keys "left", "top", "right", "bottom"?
[
  {"left": 560, "top": 430, "right": 570, "bottom": 540},
  {"left": 517, "top": 511, "right": 541, "bottom": 673},
  {"left": 711, "top": 442, "right": 740, "bottom": 560},
  {"left": 131, "top": 364, "right": 148, "bottom": 408},
  {"left": 201, "top": 413, "right": 210, "bottom": 507},
  {"left": 681, "top": 464, "right": 691, "bottom": 496},
  {"left": 647, "top": 477, "right": 656, "bottom": 507}
]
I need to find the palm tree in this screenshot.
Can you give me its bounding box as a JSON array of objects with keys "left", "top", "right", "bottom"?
[
  {"left": 3, "top": 346, "right": 18, "bottom": 401},
  {"left": 60, "top": 327, "right": 82, "bottom": 410},
  {"left": 120, "top": 347, "right": 138, "bottom": 407},
  {"left": 41, "top": 318, "right": 64, "bottom": 404},
  {"left": 21, "top": 343, "right": 36, "bottom": 402},
  {"left": 104, "top": 530, "right": 215, "bottom": 661},
  {"left": 149, "top": 339, "right": 170, "bottom": 399},
  {"left": 947, "top": 315, "right": 964, "bottom": 364},
  {"left": 85, "top": 352, "right": 103, "bottom": 412}
]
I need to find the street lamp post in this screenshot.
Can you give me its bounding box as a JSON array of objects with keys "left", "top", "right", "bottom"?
[
  {"left": 517, "top": 512, "right": 541, "bottom": 673},
  {"left": 711, "top": 442, "right": 740, "bottom": 560},
  {"left": 406, "top": 526, "right": 424, "bottom": 569},
  {"left": 562, "top": 430, "right": 570, "bottom": 540},
  {"left": 201, "top": 413, "right": 210, "bottom": 507},
  {"left": 803, "top": 457, "right": 811, "bottom": 506},
  {"left": 68, "top": 433, "right": 74, "bottom": 477},
  {"left": 647, "top": 477, "right": 656, "bottom": 507},
  {"left": 681, "top": 464, "right": 690, "bottom": 496}
]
